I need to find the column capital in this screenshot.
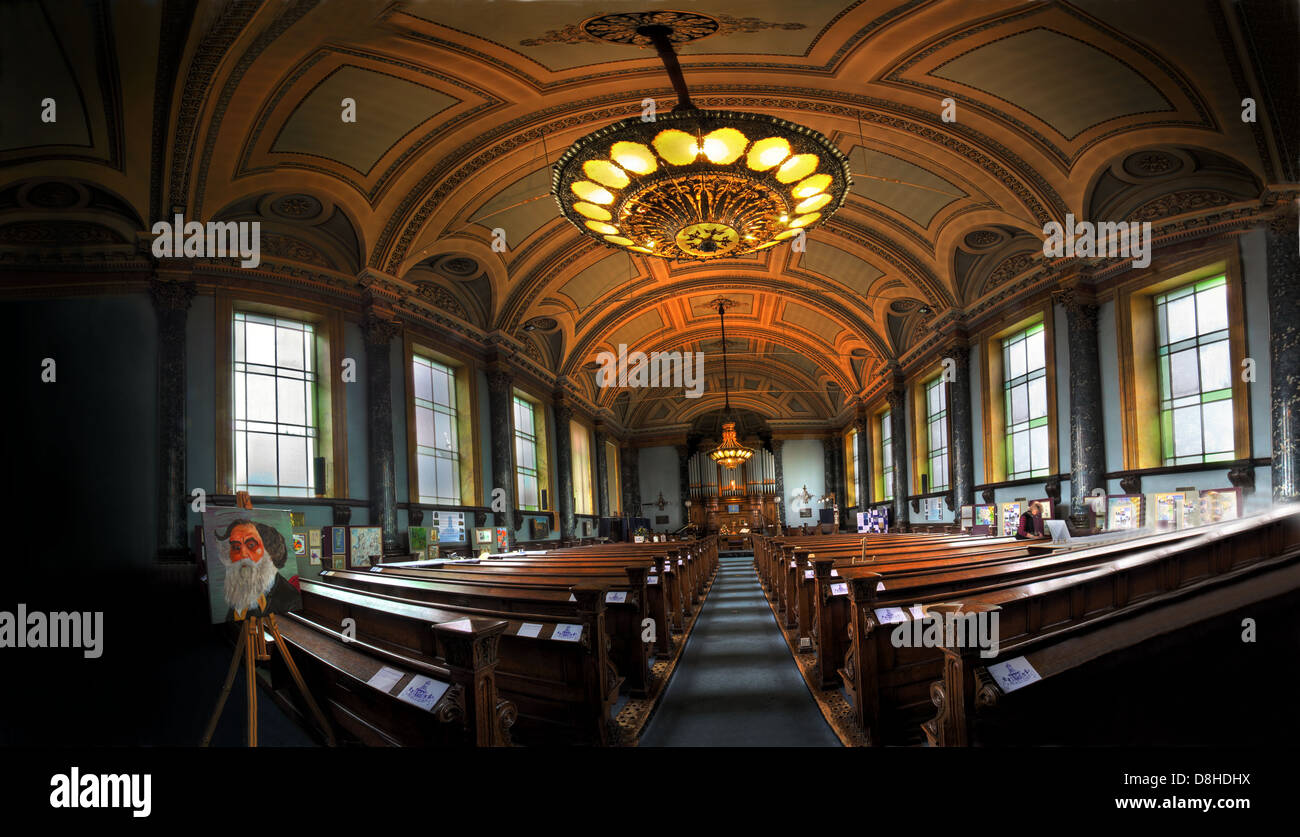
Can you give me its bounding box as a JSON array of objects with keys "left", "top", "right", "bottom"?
[
  {"left": 885, "top": 387, "right": 906, "bottom": 412},
  {"left": 485, "top": 365, "right": 515, "bottom": 396},
  {"left": 149, "top": 276, "right": 196, "bottom": 312},
  {"left": 361, "top": 300, "right": 401, "bottom": 345}
]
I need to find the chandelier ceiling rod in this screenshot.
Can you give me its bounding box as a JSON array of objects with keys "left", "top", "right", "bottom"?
[
  {"left": 639, "top": 24, "right": 696, "bottom": 111},
  {"left": 717, "top": 300, "right": 732, "bottom": 413}
]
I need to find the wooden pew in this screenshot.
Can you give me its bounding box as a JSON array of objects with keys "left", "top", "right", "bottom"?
[
  {"left": 834, "top": 517, "right": 1286, "bottom": 744},
  {"left": 297, "top": 571, "right": 621, "bottom": 745},
  {"left": 273, "top": 611, "right": 514, "bottom": 747},
  {"left": 922, "top": 505, "right": 1300, "bottom": 745}
]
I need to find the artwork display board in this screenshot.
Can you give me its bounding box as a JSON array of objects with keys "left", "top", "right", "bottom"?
[
  {"left": 408, "top": 526, "right": 430, "bottom": 554},
  {"left": 1107, "top": 495, "right": 1143, "bottom": 531},
  {"left": 1148, "top": 491, "right": 1195, "bottom": 531},
  {"left": 1199, "top": 487, "right": 1242, "bottom": 524},
  {"left": 972, "top": 504, "right": 995, "bottom": 536},
  {"left": 999, "top": 501, "right": 1024, "bottom": 537},
  {"left": 201, "top": 506, "right": 301, "bottom": 624},
  {"left": 350, "top": 527, "right": 382, "bottom": 568}
]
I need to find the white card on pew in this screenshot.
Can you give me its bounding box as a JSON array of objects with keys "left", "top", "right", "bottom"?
[
  {"left": 516, "top": 622, "right": 543, "bottom": 639},
  {"left": 789, "top": 561, "right": 796, "bottom": 568},
  {"left": 873, "top": 607, "right": 907, "bottom": 624},
  {"left": 398, "top": 675, "right": 449, "bottom": 712},
  {"left": 369, "top": 566, "right": 383, "bottom": 572},
  {"left": 831, "top": 569, "right": 840, "bottom": 577},
  {"left": 804, "top": 570, "right": 814, "bottom": 579},
  {"left": 678, "top": 559, "right": 684, "bottom": 566},
  {"left": 910, "top": 605, "right": 925, "bottom": 619},
  {"left": 987, "top": 657, "right": 1042, "bottom": 693},
  {"left": 606, "top": 591, "right": 627, "bottom": 604},
  {"left": 366, "top": 666, "right": 404, "bottom": 694},
  {"left": 877, "top": 581, "right": 886, "bottom": 591},
  {"left": 552, "top": 623, "right": 583, "bottom": 642},
  {"left": 830, "top": 582, "right": 848, "bottom": 596},
  {"left": 648, "top": 576, "right": 659, "bottom": 585},
  {"left": 568, "top": 593, "right": 576, "bottom": 602}
]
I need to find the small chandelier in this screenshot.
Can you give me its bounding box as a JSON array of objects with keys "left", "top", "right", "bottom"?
[
  {"left": 707, "top": 299, "right": 753, "bottom": 470},
  {"left": 552, "top": 21, "right": 851, "bottom": 260}
]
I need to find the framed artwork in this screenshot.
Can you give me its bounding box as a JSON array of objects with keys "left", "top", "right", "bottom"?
[
  {"left": 408, "top": 526, "right": 430, "bottom": 553},
  {"left": 350, "top": 526, "right": 382, "bottom": 568},
  {"left": 972, "top": 504, "right": 995, "bottom": 536},
  {"left": 529, "top": 518, "right": 548, "bottom": 539},
  {"left": 1107, "top": 495, "right": 1143, "bottom": 530},
  {"left": 201, "top": 506, "right": 301, "bottom": 624},
  {"left": 1199, "top": 488, "right": 1242, "bottom": 524},
  {"left": 999, "top": 501, "right": 1024, "bottom": 537}
]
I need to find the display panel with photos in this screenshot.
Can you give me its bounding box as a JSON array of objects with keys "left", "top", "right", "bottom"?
[
  {"left": 1149, "top": 490, "right": 1196, "bottom": 530},
  {"left": 972, "top": 504, "right": 995, "bottom": 536},
  {"left": 201, "top": 506, "right": 301, "bottom": 624},
  {"left": 1107, "top": 495, "right": 1143, "bottom": 530},
  {"left": 1199, "top": 487, "right": 1242, "bottom": 524},
  {"left": 999, "top": 501, "right": 1024, "bottom": 537}
]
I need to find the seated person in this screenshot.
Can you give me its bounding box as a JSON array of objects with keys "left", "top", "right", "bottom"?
[{"left": 1016, "top": 501, "right": 1045, "bottom": 539}]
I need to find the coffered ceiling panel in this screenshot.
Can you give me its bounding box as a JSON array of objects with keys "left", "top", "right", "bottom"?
[
  {"left": 272, "top": 66, "right": 457, "bottom": 174},
  {"left": 931, "top": 28, "right": 1172, "bottom": 140}
]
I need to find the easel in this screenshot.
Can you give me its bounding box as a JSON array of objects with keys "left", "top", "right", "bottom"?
[{"left": 201, "top": 491, "right": 336, "bottom": 747}]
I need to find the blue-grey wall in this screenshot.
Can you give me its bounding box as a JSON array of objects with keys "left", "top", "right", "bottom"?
[
  {"left": 638, "top": 445, "right": 681, "bottom": 532},
  {"left": 781, "top": 439, "right": 825, "bottom": 525}
]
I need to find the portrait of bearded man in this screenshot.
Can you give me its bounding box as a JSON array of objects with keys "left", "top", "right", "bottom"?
[{"left": 214, "top": 518, "right": 302, "bottom": 621}]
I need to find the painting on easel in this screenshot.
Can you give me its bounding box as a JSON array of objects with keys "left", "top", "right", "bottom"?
[{"left": 202, "top": 506, "right": 302, "bottom": 623}]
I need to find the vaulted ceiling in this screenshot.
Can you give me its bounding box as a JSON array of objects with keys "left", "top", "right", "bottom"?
[{"left": 1, "top": 0, "right": 1293, "bottom": 435}]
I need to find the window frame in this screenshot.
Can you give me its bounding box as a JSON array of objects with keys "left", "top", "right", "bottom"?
[
  {"left": 571, "top": 420, "right": 595, "bottom": 516},
  {"left": 923, "top": 376, "right": 950, "bottom": 492},
  {"left": 1153, "top": 275, "right": 1236, "bottom": 466},
  {"left": 1001, "top": 322, "right": 1051, "bottom": 480},
  {"left": 214, "top": 292, "right": 347, "bottom": 497},
  {"left": 880, "top": 409, "right": 894, "bottom": 501},
  {"left": 1113, "top": 248, "right": 1250, "bottom": 469},
  {"left": 405, "top": 336, "right": 480, "bottom": 508},
  {"left": 843, "top": 428, "right": 858, "bottom": 507},
  {"left": 978, "top": 303, "right": 1059, "bottom": 484}
]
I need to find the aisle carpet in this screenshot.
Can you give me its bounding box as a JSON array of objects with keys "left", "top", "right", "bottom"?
[{"left": 638, "top": 553, "right": 841, "bottom": 747}]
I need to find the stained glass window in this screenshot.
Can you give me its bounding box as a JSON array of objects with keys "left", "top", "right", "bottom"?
[
  {"left": 844, "top": 429, "right": 858, "bottom": 506},
  {"left": 1155, "top": 275, "right": 1233, "bottom": 465},
  {"left": 881, "top": 410, "right": 894, "bottom": 501},
  {"left": 1003, "top": 323, "right": 1050, "bottom": 479},
  {"left": 413, "top": 355, "right": 461, "bottom": 505},
  {"left": 233, "top": 312, "right": 317, "bottom": 497},
  {"left": 606, "top": 441, "right": 621, "bottom": 515},
  {"left": 572, "top": 423, "right": 594, "bottom": 515},
  {"left": 926, "top": 377, "right": 949, "bottom": 491},
  {"left": 514, "top": 397, "right": 541, "bottom": 510}
]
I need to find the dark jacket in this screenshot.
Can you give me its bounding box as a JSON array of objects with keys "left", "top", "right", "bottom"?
[{"left": 1016, "top": 511, "right": 1044, "bottom": 539}]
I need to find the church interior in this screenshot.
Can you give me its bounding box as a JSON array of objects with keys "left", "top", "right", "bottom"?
[{"left": 2, "top": 0, "right": 1298, "bottom": 765}]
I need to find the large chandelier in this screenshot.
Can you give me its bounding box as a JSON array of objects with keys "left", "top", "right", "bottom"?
[
  {"left": 707, "top": 299, "right": 753, "bottom": 470},
  {"left": 552, "top": 20, "right": 851, "bottom": 260}
]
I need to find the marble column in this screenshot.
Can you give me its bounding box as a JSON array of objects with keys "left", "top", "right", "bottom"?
[
  {"left": 621, "top": 444, "right": 641, "bottom": 521},
  {"left": 485, "top": 367, "right": 517, "bottom": 547},
  {"left": 823, "top": 433, "right": 840, "bottom": 528},
  {"left": 947, "top": 343, "right": 975, "bottom": 510},
  {"left": 772, "top": 438, "right": 786, "bottom": 528},
  {"left": 676, "top": 443, "right": 691, "bottom": 530},
  {"left": 362, "top": 309, "right": 401, "bottom": 554},
  {"left": 151, "top": 275, "right": 195, "bottom": 561},
  {"left": 553, "top": 399, "right": 575, "bottom": 541},
  {"left": 887, "top": 387, "right": 910, "bottom": 532},
  {"left": 594, "top": 426, "right": 610, "bottom": 518},
  {"left": 855, "top": 413, "right": 871, "bottom": 507},
  {"left": 1055, "top": 289, "right": 1105, "bottom": 517},
  {"left": 1267, "top": 208, "right": 1300, "bottom": 502}
]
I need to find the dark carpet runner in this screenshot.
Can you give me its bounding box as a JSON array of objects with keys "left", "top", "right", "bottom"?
[{"left": 638, "top": 553, "right": 841, "bottom": 747}]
